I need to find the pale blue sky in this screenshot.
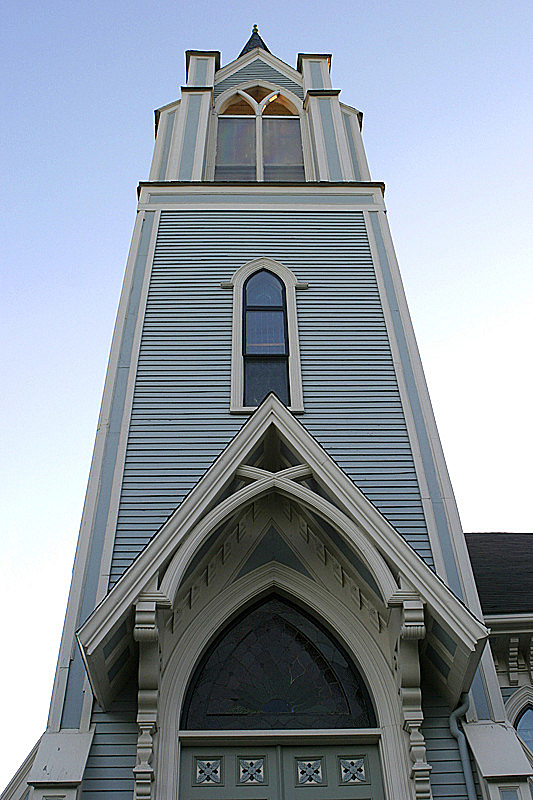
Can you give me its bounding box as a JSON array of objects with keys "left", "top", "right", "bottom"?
[{"left": 1, "top": 0, "right": 532, "bottom": 788}]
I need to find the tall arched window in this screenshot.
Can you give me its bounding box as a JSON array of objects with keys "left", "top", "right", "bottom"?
[
  {"left": 243, "top": 270, "right": 289, "bottom": 407},
  {"left": 225, "top": 258, "right": 305, "bottom": 413},
  {"left": 215, "top": 87, "right": 305, "bottom": 182}
]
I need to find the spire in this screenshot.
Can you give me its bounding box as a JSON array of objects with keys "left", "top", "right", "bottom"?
[{"left": 239, "top": 24, "right": 271, "bottom": 58}]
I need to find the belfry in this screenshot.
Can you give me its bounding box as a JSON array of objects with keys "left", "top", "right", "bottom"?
[{"left": 4, "top": 28, "right": 533, "bottom": 800}]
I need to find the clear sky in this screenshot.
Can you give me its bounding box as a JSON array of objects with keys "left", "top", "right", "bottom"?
[{"left": 1, "top": 0, "right": 532, "bottom": 789}]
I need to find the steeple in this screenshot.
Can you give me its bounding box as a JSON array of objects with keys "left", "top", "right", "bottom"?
[{"left": 238, "top": 24, "right": 270, "bottom": 57}]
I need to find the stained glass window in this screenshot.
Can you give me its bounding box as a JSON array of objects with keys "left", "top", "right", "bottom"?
[
  {"left": 181, "top": 595, "right": 376, "bottom": 730},
  {"left": 243, "top": 271, "right": 289, "bottom": 406}
]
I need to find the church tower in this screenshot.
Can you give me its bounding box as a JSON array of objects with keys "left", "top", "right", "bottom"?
[{"left": 5, "top": 28, "right": 532, "bottom": 800}]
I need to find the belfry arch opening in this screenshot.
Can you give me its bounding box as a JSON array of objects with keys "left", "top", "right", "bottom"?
[{"left": 180, "top": 593, "right": 377, "bottom": 730}]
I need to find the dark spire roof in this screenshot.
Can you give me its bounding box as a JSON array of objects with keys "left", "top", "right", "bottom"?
[{"left": 239, "top": 25, "right": 270, "bottom": 58}]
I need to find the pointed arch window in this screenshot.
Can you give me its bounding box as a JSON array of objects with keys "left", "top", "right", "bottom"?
[
  {"left": 181, "top": 595, "right": 376, "bottom": 730},
  {"left": 215, "top": 87, "right": 305, "bottom": 182},
  {"left": 225, "top": 259, "right": 305, "bottom": 413},
  {"left": 243, "top": 270, "right": 289, "bottom": 406}
]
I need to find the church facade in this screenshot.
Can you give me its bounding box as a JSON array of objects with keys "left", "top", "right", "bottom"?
[{"left": 4, "top": 28, "right": 532, "bottom": 800}]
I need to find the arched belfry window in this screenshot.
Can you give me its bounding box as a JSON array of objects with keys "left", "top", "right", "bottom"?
[
  {"left": 224, "top": 258, "right": 305, "bottom": 413},
  {"left": 243, "top": 270, "right": 289, "bottom": 406},
  {"left": 181, "top": 595, "right": 376, "bottom": 730},
  {"left": 214, "top": 86, "right": 305, "bottom": 182}
]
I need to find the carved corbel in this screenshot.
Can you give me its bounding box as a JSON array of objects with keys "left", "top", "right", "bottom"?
[
  {"left": 397, "top": 597, "right": 433, "bottom": 800},
  {"left": 133, "top": 599, "right": 160, "bottom": 800},
  {"left": 508, "top": 635, "right": 519, "bottom": 685}
]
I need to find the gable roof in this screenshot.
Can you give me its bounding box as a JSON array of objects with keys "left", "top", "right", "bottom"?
[
  {"left": 77, "top": 395, "right": 487, "bottom": 709},
  {"left": 465, "top": 532, "right": 533, "bottom": 615}
]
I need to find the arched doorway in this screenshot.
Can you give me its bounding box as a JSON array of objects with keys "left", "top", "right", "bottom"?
[{"left": 179, "top": 595, "right": 385, "bottom": 800}]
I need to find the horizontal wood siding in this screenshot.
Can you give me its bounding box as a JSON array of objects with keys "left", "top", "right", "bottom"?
[
  {"left": 81, "top": 678, "right": 137, "bottom": 800},
  {"left": 214, "top": 60, "right": 304, "bottom": 100},
  {"left": 109, "top": 209, "right": 432, "bottom": 585},
  {"left": 422, "top": 682, "right": 473, "bottom": 799}
]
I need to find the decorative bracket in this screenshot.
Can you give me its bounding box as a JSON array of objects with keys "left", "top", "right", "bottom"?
[
  {"left": 133, "top": 599, "right": 160, "bottom": 800},
  {"left": 396, "top": 595, "right": 433, "bottom": 800}
]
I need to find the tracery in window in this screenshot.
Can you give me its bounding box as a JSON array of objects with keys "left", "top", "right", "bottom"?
[
  {"left": 243, "top": 270, "right": 289, "bottom": 407},
  {"left": 516, "top": 705, "right": 533, "bottom": 752},
  {"left": 181, "top": 595, "right": 376, "bottom": 730},
  {"left": 215, "top": 87, "right": 304, "bottom": 182}
]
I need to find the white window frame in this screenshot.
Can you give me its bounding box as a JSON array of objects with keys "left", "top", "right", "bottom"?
[
  {"left": 221, "top": 257, "right": 307, "bottom": 413},
  {"left": 206, "top": 83, "right": 315, "bottom": 182}
]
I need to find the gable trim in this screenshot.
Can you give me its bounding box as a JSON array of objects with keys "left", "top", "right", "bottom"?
[
  {"left": 215, "top": 49, "right": 303, "bottom": 87},
  {"left": 77, "top": 396, "right": 488, "bottom": 709}
]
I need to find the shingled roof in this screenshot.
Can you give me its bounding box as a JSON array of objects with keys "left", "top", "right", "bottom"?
[
  {"left": 239, "top": 25, "right": 270, "bottom": 58},
  {"left": 465, "top": 532, "right": 533, "bottom": 615}
]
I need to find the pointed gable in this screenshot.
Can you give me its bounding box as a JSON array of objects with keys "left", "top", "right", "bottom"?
[
  {"left": 78, "top": 396, "right": 487, "bottom": 712},
  {"left": 214, "top": 56, "right": 304, "bottom": 100}
]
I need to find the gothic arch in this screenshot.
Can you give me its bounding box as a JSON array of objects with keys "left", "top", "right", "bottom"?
[
  {"left": 180, "top": 593, "right": 377, "bottom": 730},
  {"left": 158, "top": 479, "right": 399, "bottom": 608},
  {"left": 207, "top": 82, "right": 315, "bottom": 182},
  {"left": 222, "top": 257, "right": 306, "bottom": 412},
  {"left": 155, "top": 564, "right": 412, "bottom": 800},
  {"left": 215, "top": 83, "right": 304, "bottom": 116},
  {"left": 506, "top": 685, "right": 533, "bottom": 727}
]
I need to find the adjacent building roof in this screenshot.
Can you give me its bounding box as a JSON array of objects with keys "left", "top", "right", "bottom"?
[
  {"left": 465, "top": 533, "right": 533, "bottom": 615},
  {"left": 239, "top": 25, "right": 271, "bottom": 57}
]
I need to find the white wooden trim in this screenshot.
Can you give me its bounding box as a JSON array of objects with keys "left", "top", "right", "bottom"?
[
  {"left": 215, "top": 82, "right": 303, "bottom": 115},
  {"left": 78, "top": 396, "right": 487, "bottom": 684},
  {"left": 223, "top": 257, "right": 306, "bottom": 413},
  {"left": 364, "top": 210, "right": 447, "bottom": 580},
  {"left": 191, "top": 92, "right": 211, "bottom": 180},
  {"left": 165, "top": 96, "right": 186, "bottom": 182},
  {"left": 304, "top": 95, "right": 329, "bottom": 180},
  {"left": 340, "top": 104, "right": 371, "bottom": 180},
  {"left": 301, "top": 57, "right": 332, "bottom": 92},
  {"left": 506, "top": 686, "right": 533, "bottom": 726},
  {"left": 213, "top": 85, "right": 315, "bottom": 182},
  {"left": 0, "top": 737, "right": 40, "bottom": 800},
  {"left": 214, "top": 48, "right": 303, "bottom": 87},
  {"left": 329, "top": 94, "right": 354, "bottom": 181},
  {"left": 149, "top": 105, "right": 179, "bottom": 181},
  {"left": 374, "top": 209, "right": 505, "bottom": 721},
  {"left": 46, "top": 208, "right": 149, "bottom": 731},
  {"left": 156, "top": 565, "right": 414, "bottom": 800}
]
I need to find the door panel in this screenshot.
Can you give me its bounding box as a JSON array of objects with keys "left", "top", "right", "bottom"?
[{"left": 180, "top": 745, "right": 384, "bottom": 800}]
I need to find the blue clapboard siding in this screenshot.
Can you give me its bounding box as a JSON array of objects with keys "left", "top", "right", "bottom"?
[
  {"left": 422, "top": 682, "right": 477, "bottom": 800},
  {"left": 214, "top": 59, "right": 304, "bottom": 100},
  {"left": 81, "top": 678, "right": 137, "bottom": 800},
  {"left": 109, "top": 210, "right": 432, "bottom": 585}
]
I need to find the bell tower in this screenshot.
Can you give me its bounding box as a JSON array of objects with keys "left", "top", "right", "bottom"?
[{"left": 5, "top": 28, "right": 531, "bottom": 800}]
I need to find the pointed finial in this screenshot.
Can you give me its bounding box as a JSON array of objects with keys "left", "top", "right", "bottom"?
[{"left": 238, "top": 25, "right": 270, "bottom": 58}]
